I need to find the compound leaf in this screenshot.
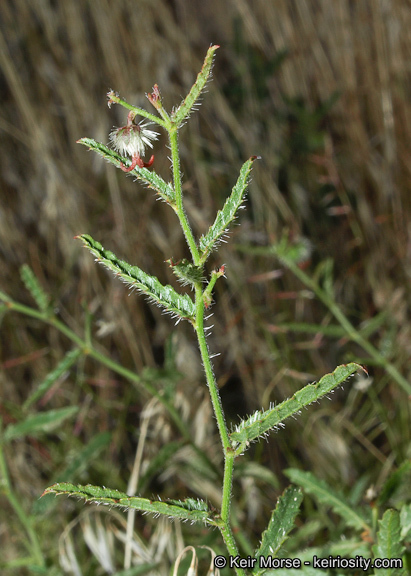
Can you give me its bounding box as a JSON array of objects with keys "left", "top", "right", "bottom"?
[
  {"left": 230, "top": 363, "right": 363, "bottom": 454},
  {"left": 372, "top": 510, "right": 405, "bottom": 576},
  {"left": 78, "top": 234, "right": 195, "bottom": 323},
  {"left": 172, "top": 45, "right": 219, "bottom": 126},
  {"left": 43, "top": 483, "right": 216, "bottom": 525},
  {"left": 253, "top": 485, "right": 303, "bottom": 574},
  {"left": 23, "top": 348, "right": 82, "bottom": 410},
  {"left": 199, "top": 156, "right": 257, "bottom": 263},
  {"left": 4, "top": 407, "right": 79, "bottom": 442},
  {"left": 285, "top": 469, "right": 371, "bottom": 532},
  {"left": 20, "top": 264, "right": 50, "bottom": 313},
  {"left": 77, "top": 138, "right": 175, "bottom": 205}
]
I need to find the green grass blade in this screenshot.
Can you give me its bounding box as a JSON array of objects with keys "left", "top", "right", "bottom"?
[
  {"left": 198, "top": 156, "right": 257, "bottom": 263},
  {"left": 77, "top": 234, "right": 195, "bottom": 323},
  {"left": 285, "top": 469, "right": 371, "bottom": 532},
  {"left": 20, "top": 264, "right": 50, "bottom": 312},
  {"left": 372, "top": 510, "right": 405, "bottom": 575},
  {"left": 3, "top": 407, "right": 79, "bottom": 442},
  {"left": 43, "top": 482, "right": 217, "bottom": 525},
  {"left": 171, "top": 45, "right": 219, "bottom": 126},
  {"left": 253, "top": 485, "right": 303, "bottom": 574},
  {"left": 23, "top": 348, "right": 82, "bottom": 410},
  {"left": 230, "top": 363, "right": 362, "bottom": 454},
  {"left": 77, "top": 138, "right": 175, "bottom": 205}
]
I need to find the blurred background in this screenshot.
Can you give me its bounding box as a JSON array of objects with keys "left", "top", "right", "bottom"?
[{"left": 1, "top": 0, "right": 411, "bottom": 573}]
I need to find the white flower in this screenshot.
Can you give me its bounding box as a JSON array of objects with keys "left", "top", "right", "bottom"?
[{"left": 109, "top": 120, "right": 159, "bottom": 158}]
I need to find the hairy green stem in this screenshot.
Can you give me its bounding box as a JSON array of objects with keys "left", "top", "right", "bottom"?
[
  {"left": 168, "top": 126, "right": 200, "bottom": 264},
  {"left": 167, "top": 116, "right": 243, "bottom": 571},
  {"left": 108, "top": 92, "right": 168, "bottom": 128},
  {"left": 193, "top": 284, "right": 243, "bottom": 573},
  {"left": 194, "top": 286, "right": 229, "bottom": 450}
]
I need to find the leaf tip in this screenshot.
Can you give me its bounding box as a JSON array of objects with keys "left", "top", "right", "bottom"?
[{"left": 41, "top": 484, "right": 57, "bottom": 498}]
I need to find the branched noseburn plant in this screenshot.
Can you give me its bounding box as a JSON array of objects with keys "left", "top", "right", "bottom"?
[{"left": 35, "top": 46, "right": 367, "bottom": 574}]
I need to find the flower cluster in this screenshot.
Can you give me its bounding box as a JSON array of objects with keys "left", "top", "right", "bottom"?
[{"left": 109, "top": 112, "right": 158, "bottom": 171}]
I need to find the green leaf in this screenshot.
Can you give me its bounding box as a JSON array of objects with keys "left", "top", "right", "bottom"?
[
  {"left": 253, "top": 485, "right": 303, "bottom": 574},
  {"left": 3, "top": 407, "right": 79, "bottom": 442},
  {"left": 43, "top": 482, "right": 217, "bottom": 525},
  {"left": 230, "top": 363, "right": 362, "bottom": 454},
  {"left": 77, "top": 138, "right": 175, "bottom": 204},
  {"left": 199, "top": 156, "right": 257, "bottom": 263},
  {"left": 77, "top": 234, "right": 195, "bottom": 323},
  {"left": 400, "top": 503, "right": 411, "bottom": 541},
  {"left": 23, "top": 348, "right": 82, "bottom": 410},
  {"left": 285, "top": 469, "right": 371, "bottom": 532},
  {"left": 372, "top": 510, "right": 405, "bottom": 576},
  {"left": 167, "top": 258, "right": 204, "bottom": 288},
  {"left": 172, "top": 45, "right": 219, "bottom": 126},
  {"left": 20, "top": 264, "right": 50, "bottom": 312}
]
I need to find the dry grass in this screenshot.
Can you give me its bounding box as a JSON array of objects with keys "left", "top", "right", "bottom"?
[{"left": 1, "top": 0, "right": 411, "bottom": 570}]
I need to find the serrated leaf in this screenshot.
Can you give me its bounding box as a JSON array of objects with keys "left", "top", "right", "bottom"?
[
  {"left": 199, "top": 157, "right": 257, "bottom": 263},
  {"left": 4, "top": 407, "right": 79, "bottom": 442},
  {"left": 43, "top": 483, "right": 217, "bottom": 525},
  {"left": 172, "top": 45, "right": 219, "bottom": 126},
  {"left": 230, "top": 363, "right": 362, "bottom": 454},
  {"left": 20, "top": 264, "right": 50, "bottom": 312},
  {"left": 372, "top": 510, "right": 405, "bottom": 576},
  {"left": 253, "top": 486, "right": 303, "bottom": 574},
  {"left": 285, "top": 469, "right": 371, "bottom": 532},
  {"left": 23, "top": 348, "right": 82, "bottom": 409},
  {"left": 77, "top": 138, "right": 175, "bottom": 204},
  {"left": 78, "top": 234, "right": 195, "bottom": 323}
]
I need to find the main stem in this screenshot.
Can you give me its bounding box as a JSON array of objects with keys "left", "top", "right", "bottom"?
[
  {"left": 167, "top": 124, "right": 245, "bottom": 573},
  {"left": 168, "top": 126, "right": 200, "bottom": 263},
  {"left": 194, "top": 285, "right": 245, "bottom": 575}
]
